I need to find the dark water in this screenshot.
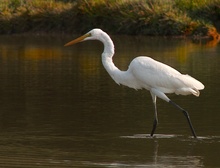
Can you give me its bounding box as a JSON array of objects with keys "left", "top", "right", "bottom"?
[{"left": 0, "top": 34, "right": 219, "bottom": 167}]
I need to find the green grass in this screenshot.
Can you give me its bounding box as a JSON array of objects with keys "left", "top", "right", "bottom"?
[{"left": 0, "top": 0, "right": 219, "bottom": 37}]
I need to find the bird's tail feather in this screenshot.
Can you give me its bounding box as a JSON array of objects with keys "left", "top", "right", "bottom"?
[
  {"left": 175, "top": 75, "right": 204, "bottom": 97},
  {"left": 182, "top": 75, "right": 205, "bottom": 90},
  {"left": 190, "top": 88, "right": 200, "bottom": 97}
]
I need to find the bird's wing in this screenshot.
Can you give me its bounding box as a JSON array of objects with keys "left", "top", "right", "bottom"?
[{"left": 129, "top": 56, "right": 203, "bottom": 95}]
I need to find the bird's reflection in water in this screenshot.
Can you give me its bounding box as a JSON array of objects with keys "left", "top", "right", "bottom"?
[{"left": 95, "top": 134, "right": 205, "bottom": 168}]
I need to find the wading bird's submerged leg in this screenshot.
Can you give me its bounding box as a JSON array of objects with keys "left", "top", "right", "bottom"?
[
  {"left": 150, "top": 94, "right": 158, "bottom": 137},
  {"left": 169, "top": 100, "right": 197, "bottom": 138}
]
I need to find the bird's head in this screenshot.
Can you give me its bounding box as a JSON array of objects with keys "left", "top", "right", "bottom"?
[{"left": 64, "top": 29, "right": 104, "bottom": 47}]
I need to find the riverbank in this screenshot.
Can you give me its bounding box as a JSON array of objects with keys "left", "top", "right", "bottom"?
[{"left": 0, "top": 0, "right": 220, "bottom": 39}]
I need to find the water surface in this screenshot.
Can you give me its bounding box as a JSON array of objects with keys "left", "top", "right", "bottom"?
[{"left": 0, "top": 34, "right": 219, "bottom": 167}]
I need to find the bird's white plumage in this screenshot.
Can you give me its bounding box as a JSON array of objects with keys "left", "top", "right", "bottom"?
[
  {"left": 83, "top": 29, "right": 204, "bottom": 101},
  {"left": 67, "top": 28, "right": 204, "bottom": 101}
]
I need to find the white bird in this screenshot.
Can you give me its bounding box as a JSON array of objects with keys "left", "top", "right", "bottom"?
[{"left": 64, "top": 28, "right": 204, "bottom": 138}]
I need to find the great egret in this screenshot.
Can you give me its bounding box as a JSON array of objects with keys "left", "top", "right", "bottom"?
[{"left": 64, "top": 29, "right": 204, "bottom": 138}]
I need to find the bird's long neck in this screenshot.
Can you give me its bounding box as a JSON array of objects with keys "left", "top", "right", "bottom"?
[{"left": 100, "top": 34, "right": 124, "bottom": 85}]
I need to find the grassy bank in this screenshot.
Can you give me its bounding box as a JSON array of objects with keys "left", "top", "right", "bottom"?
[{"left": 0, "top": 0, "right": 220, "bottom": 38}]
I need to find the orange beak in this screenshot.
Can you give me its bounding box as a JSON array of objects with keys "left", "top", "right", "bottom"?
[{"left": 64, "top": 33, "right": 90, "bottom": 47}]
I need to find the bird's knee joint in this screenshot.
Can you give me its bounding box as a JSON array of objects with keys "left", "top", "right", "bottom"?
[{"left": 182, "top": 110, "right": 190, "bottom": 118}]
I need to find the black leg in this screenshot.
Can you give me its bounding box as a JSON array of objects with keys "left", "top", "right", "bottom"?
[
  {"left": 151, "top": 101, "right": 158, "bottom": 137},
  {"left": 169, "top": 100, "right": 197, "bottom": 138},
  {"left": 151, "top": 118, "right": 158, "bottom": 136}
]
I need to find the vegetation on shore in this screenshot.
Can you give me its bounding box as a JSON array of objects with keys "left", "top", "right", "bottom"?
[{"left": 0, "top": 0, "right": 220, "bottom": 38}]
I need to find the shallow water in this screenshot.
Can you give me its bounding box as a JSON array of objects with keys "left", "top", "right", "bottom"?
[{"left": 0, "top": 34, "right": 219, "bottom": 167}]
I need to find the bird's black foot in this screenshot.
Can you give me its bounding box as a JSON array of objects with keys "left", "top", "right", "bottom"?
[{"left": 169, "top": 100, "right": 197, "bottom": 139}]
